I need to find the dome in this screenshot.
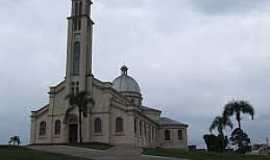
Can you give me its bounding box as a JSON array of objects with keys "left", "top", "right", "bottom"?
[{"left": 112, "top": 65, "right": 141, "bottom": 93}]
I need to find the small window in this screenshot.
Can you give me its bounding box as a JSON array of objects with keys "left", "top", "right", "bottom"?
[
  {"left": 139, "top": 121, "right": 142, "bottom": 136},
  {"left": 39, "top": 121, "right": 46, "bottom": 136},
  {"left": 144, "top": 123, "right": 147, "bottom": 136},
  {"left": 152, "top": 127, "right": 154, "bottom": 141},
  {"left": 134, "top": 118, "right": 137, "bottom": 134},
  {"left": 94, "top": 118, "right": 102, "bottom": 133},
  {"left": 178, "top": 130, "right": 183, "bottom": 140},
  {"left": 54, "top": 120, "right": 61, "bottom": 135},
  {"left": 148, "top": 126, "right": 151, "bottom": 140},
  {"left": 165, "top": 130, "right": 171, "bottom": 140},
  {"left": 115, "top": 117, "right": 123, "bottom": 132}
]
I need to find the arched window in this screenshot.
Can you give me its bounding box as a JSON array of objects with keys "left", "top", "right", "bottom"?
[
  {"left": 94, "top": 118, "right": 102, "bottom": 133},
  {"left": 72, "top": 42, "right": 80, "bottom": 75},
  {"left": 165, "top": 130, "right": 171, "bottom": 140},
  {"left": 39, "top": 121, "right": 46, "bottom": 136},
  {"left": 54, "top": 120, "right": 61, "bottom": 135},
  {"left": 134, "top": 118, "right": 137, "bottom": 134},
  {"left": 115, "top": 117, "right": 124, "bottom": 132}
]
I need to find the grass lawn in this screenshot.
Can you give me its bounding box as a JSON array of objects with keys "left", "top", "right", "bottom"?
[
  {"left": 143, "top": 148, "right": 270, "bottom": 160},
  {"left": 0, "top": 145, "right": 91, "bottom": 160},
  {"left": 69, "top": 142, "right": 113, "bottom": 150}
]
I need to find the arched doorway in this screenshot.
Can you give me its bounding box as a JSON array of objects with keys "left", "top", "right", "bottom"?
[{"left": 68, "top": 114, "right": 78, "bottom": 144}]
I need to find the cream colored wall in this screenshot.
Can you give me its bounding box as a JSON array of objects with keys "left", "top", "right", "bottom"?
[
  {"left": 133, "top": 112, "right": 159, "bottom": 148},
  {"left": 50, "top": 115, "right": 66, "bottom": 144},
  {"left": 30, "top": 116, "right": 37, "bottom": 144},
  {"left": 31, "top": 80, "right": 189, "bottom": 148},
  {"left": 159, "top": 126, "right": 188, "bottom": 149},
  {"left": 48, "top": 86, "right": 67, "bottom": 116},
  {"left": 90, "top": 113, "right": 110, "bottom": 143},
  {"left": 109, "top": 105, "right": 135, "bottom": 145},
  {"left": 32, "top": 110, "right": 50, "bottom": 144}
]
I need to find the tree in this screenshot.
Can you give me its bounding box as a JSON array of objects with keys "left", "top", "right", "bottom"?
[
  {"left": 8, "top": 136, "right": 21, "bottom": 146},
  {"left": 209, "top": 116, "right": 233, "bottom": 151},
  {"left": 209, "top": 116, "right": 233, "bottom": 137},
  {"left": 203, "top": 134, "right": 228, "bottom": 152},
  {"left": 223, "top": 100, "right": 254, "bottom": 130},
  {"left": 66, "top": 91, "right": 95, "bottom": 143},
  {"left": 223, "top": 100, "right": 255, "bottom": 153}
]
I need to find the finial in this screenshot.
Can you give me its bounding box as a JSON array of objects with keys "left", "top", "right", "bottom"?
[{"left": 121, "top": 65, "right": 128, "bottom": 75}]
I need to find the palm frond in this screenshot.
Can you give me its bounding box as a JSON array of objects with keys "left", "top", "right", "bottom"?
[{"left": 239, "top": 101, "right": 255, "bottom": 120}]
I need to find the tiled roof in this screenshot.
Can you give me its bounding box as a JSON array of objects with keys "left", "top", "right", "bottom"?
[{"left": 159, "top": 117, "right": 188, "bottom": 127}]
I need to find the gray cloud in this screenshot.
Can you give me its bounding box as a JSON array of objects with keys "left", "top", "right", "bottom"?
[
  {"left": 189, "top": 0, "right": 270, "bottom": 15},
  {"left": 1, "top": 0, "right": 270, "bottom": 146}
]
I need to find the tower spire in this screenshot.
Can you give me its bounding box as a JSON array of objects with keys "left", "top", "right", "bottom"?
[{"left": 66, "top": 0, "right": 94, "bottom": 93}]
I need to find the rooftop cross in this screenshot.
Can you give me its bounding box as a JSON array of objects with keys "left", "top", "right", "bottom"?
[{"left": 121, "top": 65, "right": 128, "bottom": 75}]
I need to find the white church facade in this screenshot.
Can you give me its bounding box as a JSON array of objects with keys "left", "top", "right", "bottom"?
[{"left": 30, "top": 0, "right": 188, "bottom": 149}]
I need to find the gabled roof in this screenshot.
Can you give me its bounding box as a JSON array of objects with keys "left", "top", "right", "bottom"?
[
  {"left": 32, "top": 104, "right": 49, "bottom": 113},
  {"left": 159, "top": 117, "right": 188, "bottom": 127},
  {"left": 31, "top": 104, "right": 49, "bottom": 117}
]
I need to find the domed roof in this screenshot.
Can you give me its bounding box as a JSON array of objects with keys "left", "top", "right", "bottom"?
[{"left": 112, "top": 65, "right": 141, "bottom": 93}]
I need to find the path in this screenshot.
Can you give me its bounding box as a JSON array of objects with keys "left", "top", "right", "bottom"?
[{"left": 28, "top": 145, "right": 187, "bottom": 160}]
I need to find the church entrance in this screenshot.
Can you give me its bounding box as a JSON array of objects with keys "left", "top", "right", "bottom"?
[{"left": 69, "top": 124, "right": 78, "bottom": 144}]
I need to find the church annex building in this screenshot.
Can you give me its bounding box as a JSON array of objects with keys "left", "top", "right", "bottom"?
[{"left": 30, "top": 0, "right": 188, "bottom": 149}]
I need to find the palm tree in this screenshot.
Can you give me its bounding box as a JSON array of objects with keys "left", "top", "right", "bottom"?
[
  {"left": 209, "top": 115, "right": 233, "bottom": 151},
  {"left": 223, "top": 100, "right": 254, "bottom": 153},
  {"left": 8, "top": 136, "right": 21, "bottom": 146},
  {"left": 223, "top": 100, "right": 254, "bottom": 130},
  {"left": 209, "top": 116, "right": 233, "bottom": 137},
  {"left": 66, "top": 91, "right": 94, "bottom": 143}
]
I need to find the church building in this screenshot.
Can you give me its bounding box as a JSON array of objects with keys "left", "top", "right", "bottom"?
[{"left": 30, "top": 0, "right": 188, "bottom": 149}]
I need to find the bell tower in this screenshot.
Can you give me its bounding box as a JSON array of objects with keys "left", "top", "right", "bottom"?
[{"left": 66, "top": 0, "right": 94, "bottom": 93}]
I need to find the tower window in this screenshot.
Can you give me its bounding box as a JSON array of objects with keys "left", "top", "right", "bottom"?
[
  {"left": 72, "top": 42, "right": 80, "bottom": 75},
  {"left": 78, "top": 19, "right": 81, "bottom": 30},
  {"left": 73, "top": 1, "right": 82, "bottom": 31},
  {"left": 73, "top": 18, "right": 81, "bottom": 31},
  {"left": 74, "top": 1, "right": 81, "bottom": 16},
  {"left": 79, "top": 2, "right": 82, "bottom": 15}
]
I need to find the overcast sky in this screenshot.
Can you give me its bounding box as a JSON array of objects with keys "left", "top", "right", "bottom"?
[{"left": 1, "top": 0, "right": 270, "bottom": 147}]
